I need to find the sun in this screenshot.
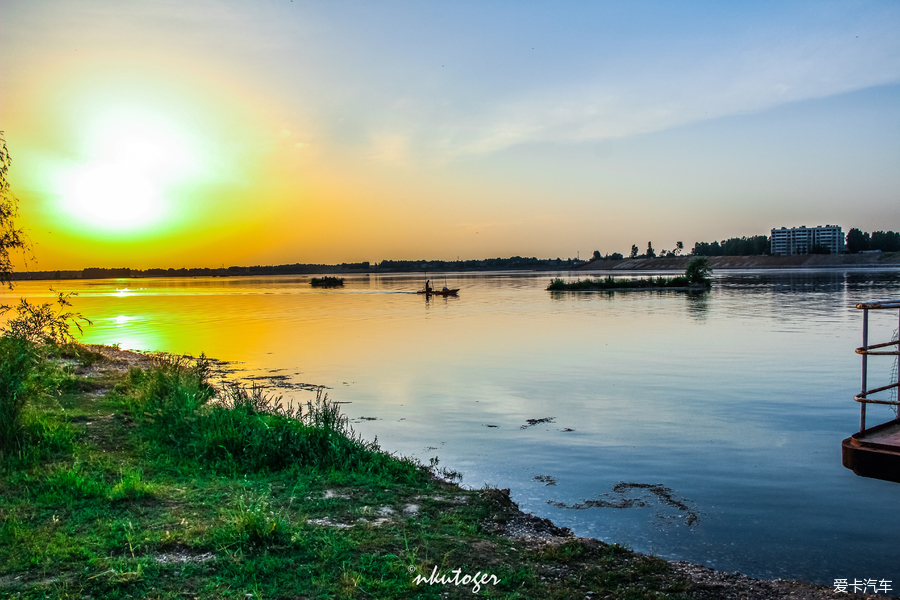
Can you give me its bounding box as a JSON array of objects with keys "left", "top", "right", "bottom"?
[{"left": 58, "top": 107, "right": 200, "bottom": 231}]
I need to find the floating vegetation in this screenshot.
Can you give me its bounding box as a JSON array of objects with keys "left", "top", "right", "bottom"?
[
  {"left": 547, "top": 275, "right": 700, "bottom": 291},
  {"left": 533, "top": 475, "right": 558, "bottom": 486},
  {"left": 548, "top": 257, "right": 712, "bottom": 291},
  {"left": 310, "top": 276, "right": 344, "bottom": 287},
  {"left": 521, "top": 417, "right": 555, "bottom": 429},
  {"left": 548, "top": 482, "right": 699, "bottom": 526},
  {"left": 242, "top": 374, "right": 324, "bottom": 392}
]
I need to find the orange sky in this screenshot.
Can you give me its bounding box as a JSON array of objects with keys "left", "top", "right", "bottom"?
[{"left": 2, "top": 2, "right": 899, "bottom": 270}]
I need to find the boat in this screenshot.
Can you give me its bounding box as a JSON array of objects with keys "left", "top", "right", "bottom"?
[
  {"left": 417, "top": 288, "right": 459, "bottom": 296},
  {"left": 417, "top": 279, "right": 459, "bottom": 296}
]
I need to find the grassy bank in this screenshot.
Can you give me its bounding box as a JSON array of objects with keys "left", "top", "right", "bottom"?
[
  {"left": 0, "top": 344, "right": 853, "bottom": 599},
  {"left": 0, "top": 344, "right": 695, "bottom": 599}
]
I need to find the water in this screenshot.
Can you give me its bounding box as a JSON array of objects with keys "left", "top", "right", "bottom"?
[{"left": 4, "top": 268, "right": 900, "bottom": 584}]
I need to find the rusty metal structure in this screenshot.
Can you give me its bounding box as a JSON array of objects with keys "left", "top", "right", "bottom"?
[{"left": 842, "top": 299, "right": 900, "bottom": 483}]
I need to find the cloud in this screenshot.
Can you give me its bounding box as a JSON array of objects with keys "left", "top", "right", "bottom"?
[{"left": 449, "top": 27, "right": 900, "bottom": 155}]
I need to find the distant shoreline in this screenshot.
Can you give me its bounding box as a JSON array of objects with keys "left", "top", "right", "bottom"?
[
  {"left": 9, "top": 252, "right": 900, "bottom": 281},
  {"left": 577, "top": 253, "right": 900, "bottom": 271}
]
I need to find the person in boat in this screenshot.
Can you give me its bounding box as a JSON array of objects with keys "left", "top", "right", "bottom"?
[{"left": 425, "top": 279, "right": 432, "bottom": 293}]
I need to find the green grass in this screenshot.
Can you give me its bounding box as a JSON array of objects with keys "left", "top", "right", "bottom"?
[
  {"left": 0, "top": 343, "right": 701, "bottom": 599},
  {"left": 548, "top": 257, "right": 712, "bottom": 292},
  {"left": 547, "top": 275, "right": 697, "bottom": 291}
]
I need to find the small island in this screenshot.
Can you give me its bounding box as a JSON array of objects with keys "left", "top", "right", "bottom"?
[
  {"left": 548, "top": 257, "right": 712, "bottom": 291},
  {"left": 309, "top": 276, "right": 344, "bottom": 287}
]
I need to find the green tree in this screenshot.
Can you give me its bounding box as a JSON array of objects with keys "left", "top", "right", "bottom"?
[
  {"left": 0, "top": 132, "right": 28, "bottom": 288},
  {"left": 630, "top": 244, "right": 639, "bottom": 259},
  {"left": 684, "top": 257, "right": 712, "bottom": 285},
  {"left": 0, "top": 134, "right": 89, "bottom": 339},
  {"left": 592, "top": 250, "right": 602, "bottom": 261},
  {"left": 675, "top": 241, "right": 684, "bottom": 255},
  {"left": 871, "top": 231, "right": 900, "bottom": 252},
  {"left": 646, "top": 241, "right": 656, "bottom": 258},
  {"left": 846, "top": 228, "right": 869, "bottom": 253}
]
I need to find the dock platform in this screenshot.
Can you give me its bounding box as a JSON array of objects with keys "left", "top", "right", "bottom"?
[
  {"left": 842, "top": 299, "right": 900, "bottom": 483},
  {"left": 842, "top": 420, "right": 900, "bottom": 483}
]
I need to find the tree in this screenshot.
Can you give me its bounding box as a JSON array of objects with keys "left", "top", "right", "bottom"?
[
  {"left": 846, "top": 228, "right": 869, "bottom": 253},
  {"left": 0, "top": 135, "right": 88, "bottom": 338},
  {"left": 2, "top": 291, "right": 91, "bottom": 344},
  {"left": 630, "top": 244, "right": 639, "bottom": 259},
  {"left": 675, "top": 241, "right": 684, "bottom": 256},
  {"left": 684, "top": 257, "right": 712, "bottom": 286},
  {"left": 646, "top": 241, "right": 656, "bottom": 258},
  {"left": 871, "top": 231, "right": 900, "bottom": 252},
  {"left": 0, "top": 132, "right": 28, "bottom": 288},
  {"left": 592, "top": 250, "right": 602, "bottom": 261}
]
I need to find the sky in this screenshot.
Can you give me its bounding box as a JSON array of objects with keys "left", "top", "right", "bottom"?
[{"left": 1, "top": 0, "right": 899, "bottom": 269}]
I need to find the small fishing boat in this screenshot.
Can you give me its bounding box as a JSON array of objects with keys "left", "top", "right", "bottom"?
[
  {"left": 417, "top": 287, "right": 459, "bottom": 296},
  {"left": 417, "top": 279, "right": 459, "bottom": 296}
]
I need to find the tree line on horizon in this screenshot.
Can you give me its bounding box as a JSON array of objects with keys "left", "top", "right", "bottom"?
[
  {"left": 590, "top": 236, "right": 770, "bottom": 260},
  {"left": 593, "top": 228, "right": 899, "bottom": 261},
  {"left": 846, "top": 229, "right": 900, "bottom": 253}
]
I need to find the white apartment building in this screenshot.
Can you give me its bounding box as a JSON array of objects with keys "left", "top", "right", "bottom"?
[{"left": 770, "top": 225, "right": 844, "bottom": 255}]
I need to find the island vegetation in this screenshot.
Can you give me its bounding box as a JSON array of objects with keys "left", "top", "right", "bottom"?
[
  {"left": 548, "top": 257, "right": 712, "bottom": 291},
  {"left": 309, "top": 276, "right": 344, "bottom": 287}
]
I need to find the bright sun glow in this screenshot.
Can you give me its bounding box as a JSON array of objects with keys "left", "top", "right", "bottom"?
[{"left": 58, "top": 107, "right": 201, "bottom": 231}]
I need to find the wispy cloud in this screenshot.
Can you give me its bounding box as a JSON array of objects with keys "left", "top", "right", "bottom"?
[{"left": 442, "top": 21, "right": 900, "bottom": 155}]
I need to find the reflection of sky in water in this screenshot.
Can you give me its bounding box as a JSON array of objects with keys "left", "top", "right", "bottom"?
[{"left": 2, "top": 269, "right": 900, "bottom": 583}]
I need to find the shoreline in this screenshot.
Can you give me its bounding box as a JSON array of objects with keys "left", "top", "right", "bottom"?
[
  {"left": 29, "top": 345, "right": 889, "bottom": 598},
  {"left": 9, "top": 252, "right": 900, "bottom": 282},
  {"left": 576, "top": 253, "right": 900, "bottom": 271}
]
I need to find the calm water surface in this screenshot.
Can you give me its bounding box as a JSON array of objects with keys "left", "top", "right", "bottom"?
[{"left": 5, "top": 269, "right": 900, "bottom": 584}]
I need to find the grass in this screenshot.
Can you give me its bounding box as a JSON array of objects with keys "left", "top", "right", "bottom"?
[
  {"left": 547, "top": 275, "right": 698, "bottom": 291},
  {"left": 310, "top": 276, "right": 344, "bottom": 287},
  {"left": 0, "top": 343, "right": 703, "bottom": 599},
  {"left": 548, "top": 257, "right": 712, "bottom": 292}
]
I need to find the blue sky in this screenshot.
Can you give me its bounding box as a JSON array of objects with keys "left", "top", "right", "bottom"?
[{"left": 1, "top": 1, "right": 898, "bottom": 266}]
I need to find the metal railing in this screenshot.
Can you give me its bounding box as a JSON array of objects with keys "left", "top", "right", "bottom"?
[{"left": 854, "top": 299, "right": 900, "bottom": 433}]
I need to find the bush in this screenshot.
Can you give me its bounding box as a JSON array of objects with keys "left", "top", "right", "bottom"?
[
  {"left": 0, "top": 336, "right": 40, "bottom": 456},
  {"left": 310, "top": 276, "right": 344, "bottom": 287},
  {"left": 1, "top": 291, "right": 91, "bottom": 344},
  {"left": 130, "top": 356, "right": 423, "bottom": 479},
  {"left": 684, "top": 257, "right": 712, "bottom": 286},
  {"left": 224, "top": 495, "right": 292, "bottom": 547},
  {"left": 547, "top": 278, "right": 567, "bottom": 290}
]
